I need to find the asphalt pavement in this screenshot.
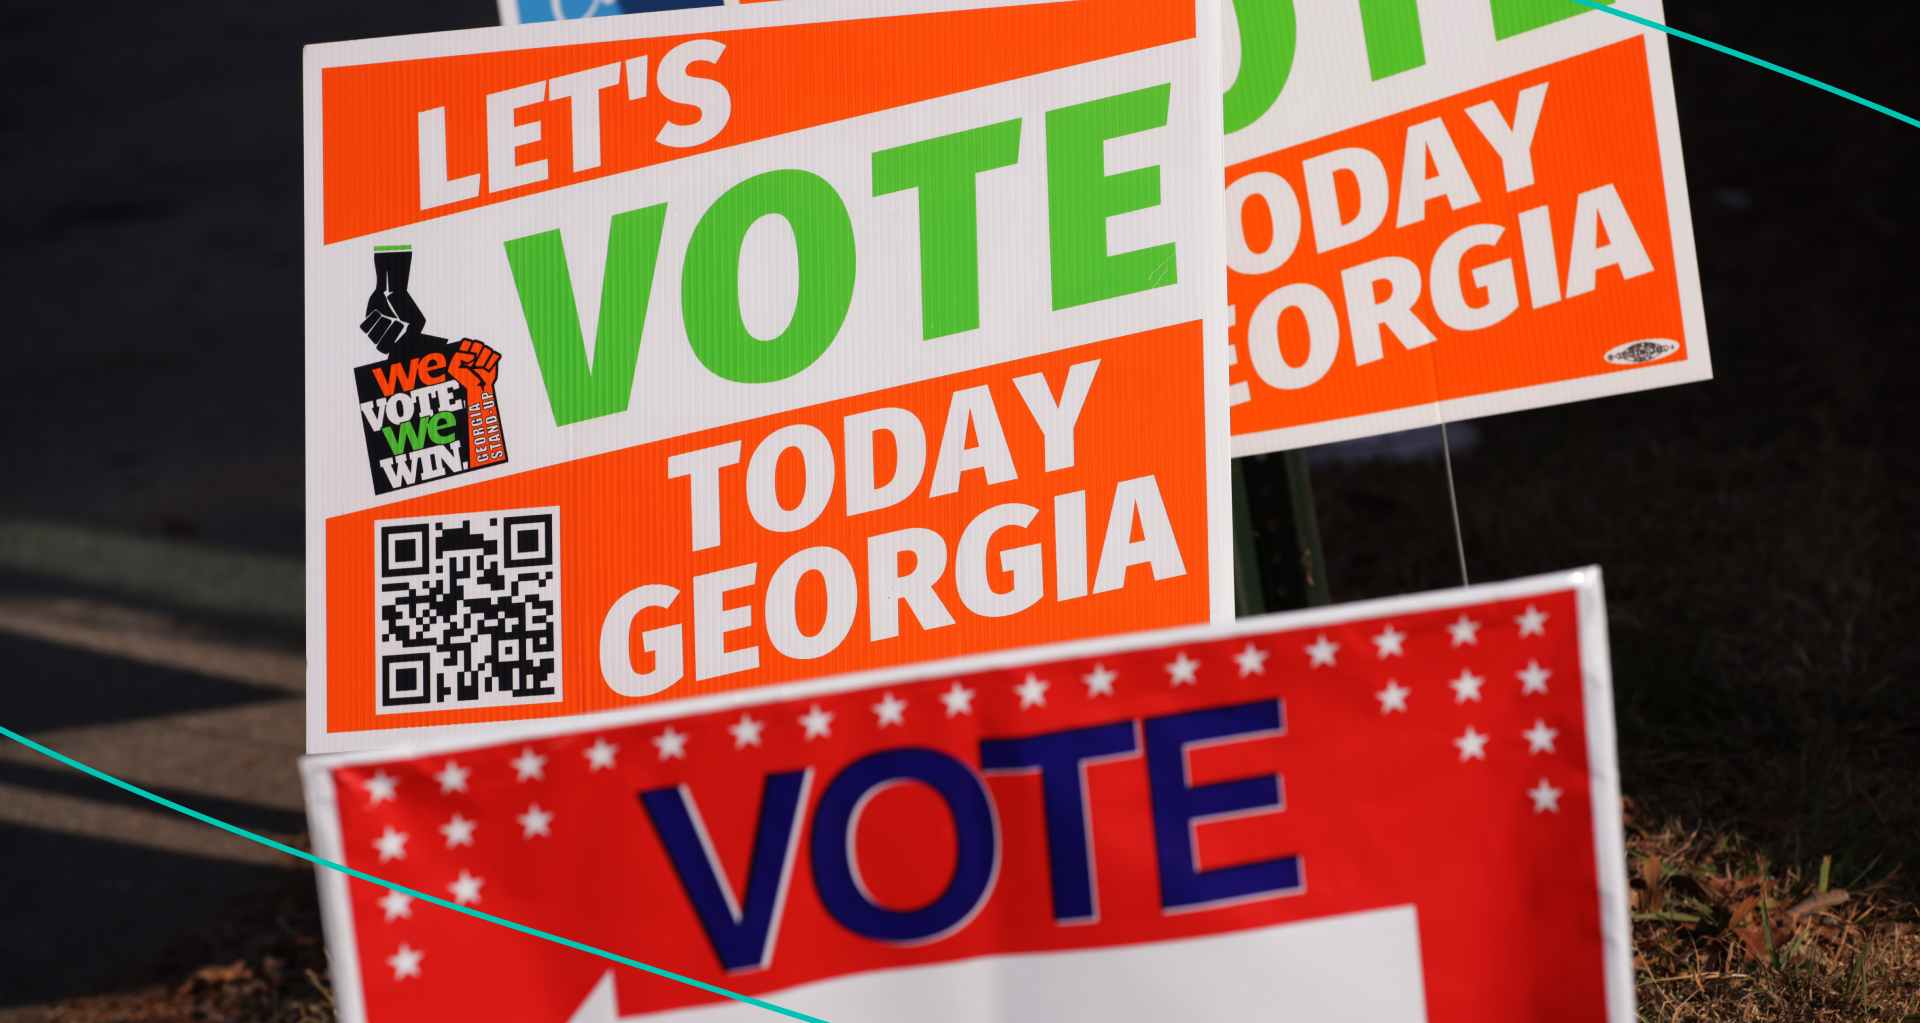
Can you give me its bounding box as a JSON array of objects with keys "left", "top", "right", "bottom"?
[
  {"left": 0, "top": 577, "right": 305, "bottom": 1003},
  {"left": 0, "top": 0, "right": 495, "bottom": 1006}
]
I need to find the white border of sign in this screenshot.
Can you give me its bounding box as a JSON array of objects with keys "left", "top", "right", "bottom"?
[{"left": 303, "top": 566, "right": 1631, "bottom": 1023}]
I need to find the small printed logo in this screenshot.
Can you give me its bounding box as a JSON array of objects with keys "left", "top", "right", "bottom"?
[
  {"left": 1603, "top": 338, "right": 1681, "bottom": 366},
  {"left": 354, "top": 246, "right": 510, "bottom": 494}
]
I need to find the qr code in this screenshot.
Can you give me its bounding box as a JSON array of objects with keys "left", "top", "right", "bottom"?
[{"left": 374, "top": 507, "right": 562, "bottom": 714}]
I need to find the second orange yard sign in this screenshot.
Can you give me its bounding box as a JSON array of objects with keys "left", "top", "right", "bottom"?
[{"left": 1220, "top": 0, "right": 1708, "bottom": 452}]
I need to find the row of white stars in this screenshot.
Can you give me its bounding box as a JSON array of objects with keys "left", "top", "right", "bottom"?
[
  {"left": 358, "top": 646, "right": 1274, "bottom": 799},
  {"left": 651, "top": 644, "right": 1271, "bottom": 760},
  {"left": 1371, "top": 659, "right": 1554, "bottom": 713},
  {"left": 505, "top": 652, "right": 1547, "bottom": 771},
  {"left": 369, "top": 800, "right": 554, "bottom": 864},
  {"left": 1304, "top": 605, "right": 1550, "bottom": 668},
  {"left": 360, "top": 741, "right": 619, "bottom": 806},
  {"left": 1444, "top": 720, "right": 1562, "bottom": 759},
  {"left": 355, "top": 607, "right": 1550, "bottom": 801}
]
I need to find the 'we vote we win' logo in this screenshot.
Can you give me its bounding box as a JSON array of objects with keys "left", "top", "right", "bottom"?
[{"left": 353, "top": 247, "right": 511, "bottom": 495}]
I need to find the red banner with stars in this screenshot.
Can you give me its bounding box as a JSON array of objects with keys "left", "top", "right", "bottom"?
[{"left": 302, "top": 569, "right": 1631, "bottom": 1023}]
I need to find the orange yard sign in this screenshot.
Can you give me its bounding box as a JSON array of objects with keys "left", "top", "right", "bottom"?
[
  {"left": 1219, "top": 4, "right": 1707, "bottom": 453},
  {"left": 303, "top": 0, "right": 1231, "bottom": 752}
]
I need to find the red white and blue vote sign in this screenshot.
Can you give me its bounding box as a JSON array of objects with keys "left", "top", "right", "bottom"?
[{"left": 302, "top": 569, "right": 1631, "bottom": 1023}]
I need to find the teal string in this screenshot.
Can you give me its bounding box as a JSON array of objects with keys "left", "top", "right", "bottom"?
[
  {"left": 0, "top": 724, "right": 830, "bottom": 1023},
  {"left": 1566, "top": 0, "right": 1919, "bottom": 130},
  {"left": 3, "top": 19, "right": 1907, "bottom": 1020}
]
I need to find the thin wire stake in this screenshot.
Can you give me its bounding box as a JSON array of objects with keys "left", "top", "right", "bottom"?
[{"left": 1439, "top": 421, "right": 1469, "bottom": 587}]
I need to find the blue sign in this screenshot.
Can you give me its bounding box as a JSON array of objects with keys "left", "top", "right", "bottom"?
[{"left": 505, "top": 0, "right": 722, "bottom": 26}]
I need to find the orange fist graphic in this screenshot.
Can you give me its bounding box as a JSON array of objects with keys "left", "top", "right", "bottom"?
[{"left": 448, "top": 338, "right": 500, "bottom": 397}]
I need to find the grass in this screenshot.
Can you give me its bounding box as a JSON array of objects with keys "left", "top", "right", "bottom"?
[
  {"left": 16, "top": 870, "right": 336, "bottom": 1023},
  {"left": 1626, "top": 809, "right": 1920, "bottom": 1020}
]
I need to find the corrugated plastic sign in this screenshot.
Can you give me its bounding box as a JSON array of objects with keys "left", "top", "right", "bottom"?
[
  {"left": 1219, "top": 0, "right": 1709, "bottom": 453},
  {"left": 303, "top": 0, "right": 1233, "bottom": 753},
  {"left": 302, "top": 567, "right": 1629, "bottom": 1023}
]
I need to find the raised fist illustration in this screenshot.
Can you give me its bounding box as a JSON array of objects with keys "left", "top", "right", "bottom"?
[
  {"left": 359, "top": 249, "right": 436, "bottom": 357},
  {"left": 449, "top": 338, "right": 501, "bottom": 397}
]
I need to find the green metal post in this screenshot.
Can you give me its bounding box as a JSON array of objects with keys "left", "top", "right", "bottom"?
[
  {"left": 1282, "top": 449, "right": 1331, "bottom": 607},
  {"left": 1231, "top": 458, "right": 1267, "bottom": 617},
  {"left": 1233, "top": 451, "right": 1330, "bottom": 613}
]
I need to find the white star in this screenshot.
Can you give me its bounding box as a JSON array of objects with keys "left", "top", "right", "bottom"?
[
  {"left": 448, "top": 870, "right": 485, "bottom": 906},
  {"left": 938, "top": 682, "right": 976, "bottom": 718},
  {"left": 651, "top": 727, "right": 689, "bottom": 761},
  {"left": 386, "top": 942, "right": 424, "bottom": 981},
  {"left": 727, "top": 714, "right": 765, "bottom": 749},
  {"left": 872, "top": 692, "right": 908, "bottom": 728},
  {"left": 363, "top": 770, "right": 399, "bottom": 807},
  {"left": 798, "top": 704, "right": 835, "bottom": 740},
  {"left": 1517, "top": 659, "right": 1553, "bottom": 696},
  {"left": 1232, "top": 642, "right": 1270, "bottom": 678},
  {"left": 1446, "top": 614, "right": 1482, "bottom": 648},
  {"left": 1515, "top": 604, "right": 1550, "bottom": 638},
  {"left": 517, "top": 802, "right": 555, "bottom": 839},
  {"left": 1081, "top": 663, "right": 1117, "bottom": 698},
  {"left": 1164, "top": 652, "right": 1200, "bottom": 686},
  {"left": 1014, "top": 674, "right": 1050, "bottom": 708},
  {"left": 438, "top": 812, "right": 477, "bottom": 849},
  {"left": 1448, "top": 668, "right": 1486, "bottom": 704},
  {"left": 510, "top": 747, "right": 547, "bottom": 782},
  {"left": 372, "top": 826, "right": 409, "bottom": 863},
  {"left": 1371, "top": 624, "right": 1407, "bottom": 659},
  {"left": 1522, "top": 719, "right": 1560, "bottom": 755},
  {"left": 1453, "top": 726, "right": 1490, "bottom": 762},
  {"left": 1374, "top": 680, "right": 1411, "bottom": 714},
  {"left": 584, "top": 737, "right": 621, "bottom": 771},
  {"left": 1304, "top": 634, "right": 1340, "bottom": 668},
  {"left": 377, "top": 889, "right": 413, "bottom": 922},
  {"left": 1527, "top": 777, "right": 1563, "bottom": 813},
  {"left": 432, "top": 759, "right": 471, "bottom": 794}
]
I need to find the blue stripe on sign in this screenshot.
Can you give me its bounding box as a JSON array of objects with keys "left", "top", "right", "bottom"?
[{"left": 515, "top": 0, "right": 723, "bottom": 23}]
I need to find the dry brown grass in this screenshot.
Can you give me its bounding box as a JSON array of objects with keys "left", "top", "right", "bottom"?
[
  {"left": 5, "top": 869, "right": 337, "bottom": 1023},
  {"left": 22, "top": 961, "right": 334, "bottom": 1023},
  {"left": 1628, "top": 807, "right": 1920, "bottom": 1021}
]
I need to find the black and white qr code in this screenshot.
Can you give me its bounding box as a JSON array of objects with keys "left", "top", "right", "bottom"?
[{"left": 374, "top": 507, "right": 562, "bottom": 714}]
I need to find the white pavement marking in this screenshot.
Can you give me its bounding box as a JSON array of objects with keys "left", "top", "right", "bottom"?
[
  {"left": 0, "top": 582, "right": 308, "bottom": 864},
  {"left": 0, "top": 700, "right": 306, "bottom": 812},
  {"left": 0, "top": 521, "right": 303, "bottom": 623},
  {"left": 0, "top": 780, "right": 299, "bottom": 866},
  {"left": 0, "top": 596, "right": 303, "bottom": 693}
]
